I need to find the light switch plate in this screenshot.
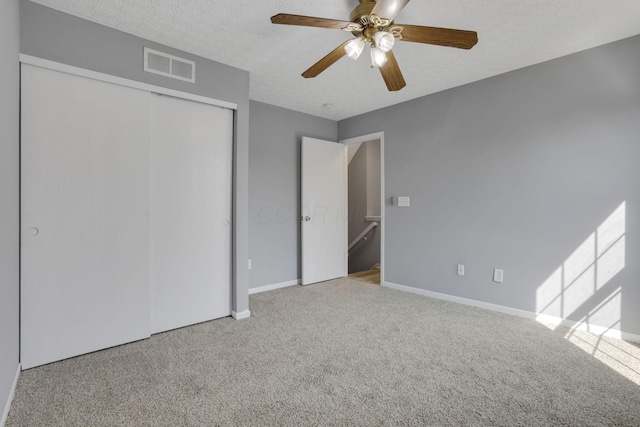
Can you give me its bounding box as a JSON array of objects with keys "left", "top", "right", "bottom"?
[
  {"left": 493, "top": 268, "right": 504, "bottom": 283},
  {"left": 397, "top": 196, "right": 410, "bottom": 207}
]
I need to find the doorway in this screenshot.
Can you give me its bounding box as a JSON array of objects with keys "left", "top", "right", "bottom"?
[{"left": 341, "top": 132, "right": 384, "bottom": 285}]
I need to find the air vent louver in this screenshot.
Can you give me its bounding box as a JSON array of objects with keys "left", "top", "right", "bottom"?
[{"left": 144, "top": 47, "right": 195, "bottom": 83}]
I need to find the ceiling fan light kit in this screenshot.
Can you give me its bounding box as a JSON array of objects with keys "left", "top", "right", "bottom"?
[
  {"left": 271, "top": 0, "right": 478, "bottom": 92},
  {"left": 370, "top": 46, "right": 388, "bottom": 68},
  {"left": 345, "top": 37, "right": 366, "bottom": 60},
  {"left": 373, "top": 31, "right": 395, "bottom": 52}
]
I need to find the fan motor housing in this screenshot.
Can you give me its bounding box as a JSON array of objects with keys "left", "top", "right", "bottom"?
[{"left": 349, "top": 0, "right": 376, "bottom": 23}]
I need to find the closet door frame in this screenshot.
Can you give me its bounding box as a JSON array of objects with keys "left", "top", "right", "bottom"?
[
  {"left": 19, "top": 55, "right": 239, "bottom": 368},
  {"left": 20, "top": 55, "right": 237, "bottom": 111}
]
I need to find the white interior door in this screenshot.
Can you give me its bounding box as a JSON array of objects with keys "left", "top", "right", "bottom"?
[
  {"left": 150, "top": 94, "right": 233, "bottom": 334},
  {"left": 301, "top": 137, "right": 348, "bottom": 285},
  {"left": 21, "top": 64, "right": 151, "bottom": 369}
]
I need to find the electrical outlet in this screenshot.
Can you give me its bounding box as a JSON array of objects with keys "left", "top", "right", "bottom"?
[
  {"left": 493, "top": 268, "right": 504, "bottom": 283},
  {"left": 248, "top": 259, "right": 252, "bottom": 270},
  {"left": 457, "top": 264, "right": 465, "bottom": 276}
]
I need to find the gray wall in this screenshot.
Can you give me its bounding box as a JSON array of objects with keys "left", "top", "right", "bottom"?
[
  {"left": 0, "top": 0, "right": 20, "bottom": 417},
  {"left": 21, "top": 1, "right": 251, "bottom": 313},
  {"left": 348, "top": 142, "right": 381, "bottom": 274},
  {"left": 339, "top": 35, "right": 640, "bottom": 336},
  {"left": 249, "top": 101, "right": 337, "bottom": 289}
]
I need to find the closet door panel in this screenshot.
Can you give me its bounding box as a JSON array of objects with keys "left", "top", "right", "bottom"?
[
  {"left": 21, "top": 65, "right": 151, "bottom": 369},
  {"left": 150, "top": 94, "right": 233, "bottom": 334}
]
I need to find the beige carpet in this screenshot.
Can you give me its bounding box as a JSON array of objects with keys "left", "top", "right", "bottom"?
[{"left": 7, "top": 278, "right": 640, "bottom": 426}]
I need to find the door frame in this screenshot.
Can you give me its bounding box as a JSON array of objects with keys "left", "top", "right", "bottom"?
[{"left": 339, "top": 132, "right": 385, "bottom": 284}]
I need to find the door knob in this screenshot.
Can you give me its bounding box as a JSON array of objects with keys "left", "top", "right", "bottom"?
[
  {"left": 301, "top": 216, "right": 311, "bottom": 222},
  {"left": 26, "top": 227, "right": 40, "bottom": 236}
]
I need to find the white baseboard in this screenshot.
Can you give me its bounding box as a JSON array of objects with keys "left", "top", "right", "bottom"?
[
  {"left": 1, "top": 364, "right": 20, "bottom": 427},
  {"left": 248, "top": 279, "right": 300, "bottom": 295},
  {"left": 382, "top": 282, "right": 640, "bottom": 344},
  {"left": 231, "top": 310, "right": 251, "bottom": 320}
]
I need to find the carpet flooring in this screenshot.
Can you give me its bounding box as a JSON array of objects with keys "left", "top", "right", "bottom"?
[{"left": 7, "top": 278, "right": 640, "bottom": 426}]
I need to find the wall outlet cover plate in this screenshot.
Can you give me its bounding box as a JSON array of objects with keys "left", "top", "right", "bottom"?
[{"left": 397, "top": 196, "right": 410, "bottom": 207}]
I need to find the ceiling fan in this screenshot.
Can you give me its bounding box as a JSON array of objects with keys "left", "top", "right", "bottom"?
[{"left": 271, "top": 0, "right": 478, "bottom": 91}]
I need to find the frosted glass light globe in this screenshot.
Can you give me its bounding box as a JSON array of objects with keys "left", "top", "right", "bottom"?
[
  {"left": 373, "top": 31, "right": 395, "bottom": 53},
  {"left": 370, "top": 46, "right": 388, "bottom": 68},
  {"left": 345, "top": 37, "right": 366, "bottom": 60}
]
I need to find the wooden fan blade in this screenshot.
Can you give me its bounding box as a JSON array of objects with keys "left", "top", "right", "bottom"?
[
  {"left": 302, "top": 40, "right": 351, "bottom": 78},
  {"left": 271, "top": 13, "right": 354, "bottom": 30},
  {"left": 379, "top": 50, "right": 406, "bottom": 91},
  {"left": 396, "top": 24, "right": 478, "bottom": 49},
  {"left": 371, "top": 0, "right": 411, "bottom": 21}
]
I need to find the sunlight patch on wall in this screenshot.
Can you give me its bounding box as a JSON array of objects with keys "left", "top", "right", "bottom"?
[
  {"left": 534, "top": 201, "right": 636, "bottom": 381},
  {"left": 536, "top": 266, "right": 562, "bottom": 319},
  {"left": 563, "top": 233, "right": 595, "bottom": 289},
  {"left": 535, "top": 201, "right": 626, "bottom": 331},
  {"left": 596, "top": 202, "right": 626, "bottom": 289}
]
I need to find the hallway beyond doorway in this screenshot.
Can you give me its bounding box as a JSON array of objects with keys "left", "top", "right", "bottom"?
[{"left": 348, "top": 265, "right": 380, "bottom": 285}]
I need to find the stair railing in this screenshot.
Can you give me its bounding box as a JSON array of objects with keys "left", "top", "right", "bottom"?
[{"left": 348, "top": 221, "right": 378, "bottom": 252}]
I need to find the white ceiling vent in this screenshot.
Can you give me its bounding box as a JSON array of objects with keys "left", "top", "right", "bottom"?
[{"left": 144, "top": 47, "right": 195, "bottom": 83}]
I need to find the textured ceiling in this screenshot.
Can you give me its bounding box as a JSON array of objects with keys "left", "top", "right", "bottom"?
[{"left": 31, "top": 0, "right": 640, "bottom": 120}]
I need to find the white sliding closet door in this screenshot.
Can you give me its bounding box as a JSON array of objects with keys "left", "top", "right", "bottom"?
[
  {"left": 150, "top": 94, "right": 233, "bottom": 334},
  {"left": 21, "top": 65, "right": 151, "bottom": 369}
]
